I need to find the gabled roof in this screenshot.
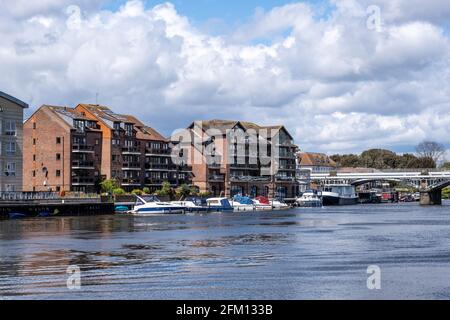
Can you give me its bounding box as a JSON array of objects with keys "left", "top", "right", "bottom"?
[
  {"left": 77, "top": 104, "right": 167, "bottom": 142},
  {"left": 298, "top": 152, "right": 337, "bottom": 167},
  {"left": 0, "top": 91, "right": 29, "bottom": 108}
]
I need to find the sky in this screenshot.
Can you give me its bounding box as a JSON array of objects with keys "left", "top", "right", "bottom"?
[{"left": 1, "top": 0, "right": 450, "bottom": 155}]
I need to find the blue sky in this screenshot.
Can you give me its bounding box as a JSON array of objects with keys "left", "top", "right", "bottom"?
[{"left": 103, "top": 0, "right": 333, "bottom": 25}]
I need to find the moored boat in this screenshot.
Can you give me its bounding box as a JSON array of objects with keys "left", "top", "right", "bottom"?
[
  {"left": 322, "top": 184, "right": 359, "bottom": 206},
  {"left": 296, "top": 190, "right": 322, "bottom": 207},
  {"left": 131, "top": 196, "right": 186, "bottom": 215},
  {"left": 172, "top": 197, "right": 234, "bottom": 213}
]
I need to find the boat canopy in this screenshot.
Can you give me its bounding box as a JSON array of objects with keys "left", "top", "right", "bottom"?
[
  {"left": 255, "top": 196, "right": 270, "bottom": 205},
  {"left": 233, "top": 195, "right": 254, "bottom": 205}
]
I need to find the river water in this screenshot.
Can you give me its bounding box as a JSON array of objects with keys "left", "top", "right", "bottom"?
[{"left": 1, "top": 202, "right": 450, "bottom": 300}]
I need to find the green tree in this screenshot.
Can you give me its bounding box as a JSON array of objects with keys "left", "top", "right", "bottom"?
[
  {"left": 155, "top": 181, "right": 172, "bottom": 196},
  {"left": 175, "top": 184, "right": 192, "bottom": 198},
  {"left": 100, "top": 179, "right": 119, "bottom": 194}
]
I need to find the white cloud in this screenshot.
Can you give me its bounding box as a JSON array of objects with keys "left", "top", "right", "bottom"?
[{"left": 1, "top": 0, "right": 450, "bottom": 154}]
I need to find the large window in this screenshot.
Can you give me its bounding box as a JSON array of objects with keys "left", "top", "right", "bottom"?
[
  {"left": 6, "top": 142, "right": 16, "bottom": 155},
  {"left": 5, "top": 162, "right": 16, "bottom": 176},
  {"left": 5, "top": 121, "right": 16, "bottom": 136}
]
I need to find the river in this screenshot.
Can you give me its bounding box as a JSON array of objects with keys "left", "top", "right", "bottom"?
[{"left": 1, "top": 202, "right": 450, "bottom": 300}]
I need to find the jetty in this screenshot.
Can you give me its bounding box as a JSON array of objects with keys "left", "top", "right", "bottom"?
[{"left": 0, "top": 192, "right": 114, "bottom": 219}]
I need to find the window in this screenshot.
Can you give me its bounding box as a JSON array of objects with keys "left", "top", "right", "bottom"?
[
  {"left": 33, "top": 122, "right": 36, "bottom": 129},
  {"left": 33, "top": 154, "right": 36, "bottom": 161},
  {"left": 5, "top": 121, "right": 16, "bottom": 136},
  {"left": 125, "top": 123, "right": 134, "bottom": 136},
  {"left": 5, "top": 162, "right": 16, "bottom": 176},
  {"left": 5, "top": 184, "right": 15, "bottom": 192},
  {"left": 95, "top": 139, "right": 99, "bottom": 145},
  {"left": 56, "top": 153, "right": 61, "bottom": 160},
  {"left": 56, "top": 137, "right": 61, "bottom": 144},
  {"left": 33, "top": 138, "right": 36, "bottom": 145},
  {"left": 56, "top": 170, "right": 61, "bottom": 177},
  {"left": 6, "top": 142, "right": 16, "bottom": 155},
  {"left": 33, "top": 170, "right": 36, "bottom": 177}
]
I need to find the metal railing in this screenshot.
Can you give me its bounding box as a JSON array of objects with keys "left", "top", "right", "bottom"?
[{"left": 0, "top": 192, "right": 102, "bottom": 203}]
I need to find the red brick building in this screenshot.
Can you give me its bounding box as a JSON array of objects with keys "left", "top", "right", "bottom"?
[
  {"left": 23, "top": 106, "right": 103, "bottom": 193},
  {"left": 75, "top": 104, "right": 191, "bottom": 192}
]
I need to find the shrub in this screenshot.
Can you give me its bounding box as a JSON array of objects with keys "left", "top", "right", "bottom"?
[
  {"left": 113, "top": 188, "right": 126, "bottom": 195},
  {"left": 132, "top": 189, "right": 144, "bottom": 196},
  {"left": 143, "top": 187, "right": 151, "bottom": 195}
]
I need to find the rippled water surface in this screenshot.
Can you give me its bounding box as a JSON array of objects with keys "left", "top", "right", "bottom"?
[{"left": 1, "top": 202, "right": 450, "bottom": 300}]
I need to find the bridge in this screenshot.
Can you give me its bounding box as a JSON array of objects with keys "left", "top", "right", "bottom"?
[{"left": 308, "top": 170, "right": 450, "bottom": 205}]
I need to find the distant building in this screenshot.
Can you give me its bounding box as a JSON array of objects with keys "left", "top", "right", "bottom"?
[
  {"left": 0, "top": 91, "right": 29, "bottom": 192},
  {"left": 297, "top": 152, "right": 337, "bottom": 173},
  {"left": 23, "top": 106, "right": 103, "bottom": 193},
  {"left": 180, "top": 120, "right": 299, "bottom": 199}
]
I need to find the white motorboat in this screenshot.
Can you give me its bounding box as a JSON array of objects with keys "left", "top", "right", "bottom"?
[
  {"left": 171, "top": 197, "right": 234, "bottom": 213},
  {"left": 131, "top": 196, "right": 186, "bottom": 215},
  {"left": 296, "top": 190, "right": 322, "bottom": 207}
]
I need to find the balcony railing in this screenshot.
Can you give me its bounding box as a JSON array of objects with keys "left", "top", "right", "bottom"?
[
  {"left": 209, "top": 175, "right": 225, "bottom": 182},
  {"left": 145, "top": 164, "right": 171, "bottom": 170},
  {"left": 72, "top": 144, "right": 94, "bottom": 152},
  {"left": 121, "top": 178, "right": 141, "bottom": 185},
  {"left": 72, "top": 161, "right": 95, "bottom": 168},
  {"left": 230, "top": 176, "right": 271, "bottom": 182},
  {"left": 122, "top": 147, "right": 141, "bottom": 154},
  {"left": 275, "top": 176, "right": 297, "bottom": 182},
  {"left": 122, "top": 162, "right": 141, "bottom": 169},
  {"left": 72, "top": 177, "right": 95, "bottom": 185},
  {"left": 145, "top": 148, "right": 171, "bottom": 156}
]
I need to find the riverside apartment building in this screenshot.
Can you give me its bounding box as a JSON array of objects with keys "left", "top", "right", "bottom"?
[
  {"left": 24, "top": 104, "right": 192, "bottom": 193},
  {"left": 180, "top": 120, "right": 299, "bottom": 199},
  {"left": 0, "top": 91, "right": 28, "bottom": 192}
]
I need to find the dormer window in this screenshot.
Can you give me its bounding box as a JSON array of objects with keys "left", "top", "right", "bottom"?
[
  {"left": 125, "top": 123, "right": 134, "bottom": 136},
  {"left": 113, "top": 122, "right": 121, "bottom": 131}
]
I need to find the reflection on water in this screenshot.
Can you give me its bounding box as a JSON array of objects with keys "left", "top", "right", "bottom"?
[{"left": 2, "top": 203, "right": 450, "bottom": 299}]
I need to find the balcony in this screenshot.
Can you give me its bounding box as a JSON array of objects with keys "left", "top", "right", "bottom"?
[
  {"left": 230, "top": 164, "right": 259, "bottom": 170},
  {"left": 279, "top": 152, "right": 295, "bottom": 159},
  {"left": 145, "top": 164, "right": 171, "bottom": 171},
  {"left": 145, "top": 179, "right": 177, "bottom": 186},
  {"left": 145, "top": 148, "right": 171, "bottom": 157},
  {"left": 122, "top": 162, "right": 141, "bottom": 170},
  {"left": 278, "top": 165, "right": 297, "bottom": 171},
  {"left": 209, "top": 175, "right": 225, "bottom": 182},
  {"left": 121, "top": 178, "right": 141, "bottom": 186},
  {"left": 72, "top": 177, "right": 95, "bottom": 185},
  {"left": 72, "top": 144, "right": 94, "bottom": 153},
  {"left": 122, "top": 147, "right": 141, "bottom": 154},
  {"left": 275, "top": 175, "right": 297, "bottom": 182},
  {"left": 72, "top": 161, "right": 95, "bottom": 169},
  {"left": 230, "top": 176, "right": 271, "bottom": 182}
]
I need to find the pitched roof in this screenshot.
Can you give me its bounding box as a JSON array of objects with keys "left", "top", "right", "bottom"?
[
  {"left": 0, "top": 91, "right": 29, "bottom": 108},
  {"left": 77, "top": 104, "right": 167, "bottom": 141},
  {"left": 298, "top": 152, "right": 337, "bottom": 167}
]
